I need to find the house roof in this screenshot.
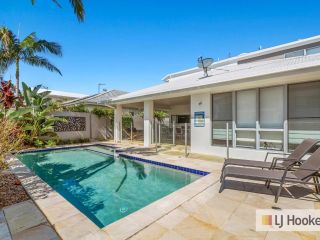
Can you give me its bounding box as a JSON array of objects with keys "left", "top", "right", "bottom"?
[
  {"left": 111, "top": 54, "right": 320, "bottom": 104},
  {"left": 38, "top": 89, "right": 88, "bottom": 99},
  {"left": 162, "top": 35, "right": 320, "bottom": 81},
  {"left": 63, "top": 89, "right": 128, "bottom": 106}
]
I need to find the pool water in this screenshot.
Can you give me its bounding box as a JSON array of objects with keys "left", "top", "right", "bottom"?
[{"left": 18, "top": 146, "right": 201, "bottom": 227}]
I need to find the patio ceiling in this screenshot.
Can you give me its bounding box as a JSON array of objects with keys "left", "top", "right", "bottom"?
[{"left": 120, "top": 96, "right": 190, "bottom": 111}]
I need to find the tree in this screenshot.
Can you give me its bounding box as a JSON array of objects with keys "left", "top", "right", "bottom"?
[
  {"left": 31, "top": 0, "right": 85, "bottom": 22},
  {"left": 154, "top": 110, "right": 169, "bottom": 123},
  {"left": 0, "top": 27, "right": 62, "bottom": 97}
]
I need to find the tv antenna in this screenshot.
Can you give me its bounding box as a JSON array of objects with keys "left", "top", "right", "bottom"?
[
  {"left": 197, "top": 57, "right": 213, "bottom": 77},
  {"left": 98, "top": 83, "right": 106, "bottom": 93}
]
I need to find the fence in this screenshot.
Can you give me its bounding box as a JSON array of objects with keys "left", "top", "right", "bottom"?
[
  {"left": 153, "top": 122, "right": 190, "bottom": 145},
  {"left": 53, "top": 111, "right": 113, "bottom": 141}
]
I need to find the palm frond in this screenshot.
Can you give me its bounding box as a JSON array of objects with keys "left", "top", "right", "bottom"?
[
  {"left": 0, "top": 27, "right": 16, "bottom": 49},
  {"left": 0, "top": 51, "right": 14, "bottom": 73},
  {"left": 34, "top": 40, "right": 62, "bottom": 56},
  {"left": 31, "top": 0, "right": 84, "bottom": 22},
  {"left": 69, "top": 0, "right": 85, "bottom": 22},
  {"left": 23, "top": 55, "right": 62, "bottom": 76},
  {"left": 20, "top": 32, "right": 36, "bottom": 49}
]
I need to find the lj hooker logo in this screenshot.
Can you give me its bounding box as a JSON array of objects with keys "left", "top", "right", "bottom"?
[{"left": 256, "top": 209, "right": 320, "bottom": 231}]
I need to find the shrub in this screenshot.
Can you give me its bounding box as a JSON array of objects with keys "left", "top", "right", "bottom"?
[
  {"left": 0, "top": 118, "right": 25, "bottom": 168},
  {"left": 122, "top": 112, "right": 133, "bottom": 129},
  {"left": 64, "top": 104, "right": 89, "bottom": 113},
  {"left": 92, "top": 107, "right": 113, "bottom": 119}
]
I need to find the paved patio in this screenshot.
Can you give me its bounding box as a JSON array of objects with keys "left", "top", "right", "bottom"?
[
  {"left": 114, "top": 143, "right": 320, "bottom": 240},
  {"left": 4, "top": 142, "right": 320, "bottom": 240}
]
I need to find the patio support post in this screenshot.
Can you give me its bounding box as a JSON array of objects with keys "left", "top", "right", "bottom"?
[
  {"left": 144, "top": 100, "right": 154, "bottom": 147},
  {"left": 114, "top": 105, "right": 122, "bottom": 143}
]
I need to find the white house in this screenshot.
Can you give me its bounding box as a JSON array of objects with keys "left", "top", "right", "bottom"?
[{"left": 110, "top": 35, "right": 320, "bottom": 160}]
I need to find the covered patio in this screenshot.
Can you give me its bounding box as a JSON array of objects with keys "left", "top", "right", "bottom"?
[{"left": 113, "top": 95, "right": 191, "bottom": 147}]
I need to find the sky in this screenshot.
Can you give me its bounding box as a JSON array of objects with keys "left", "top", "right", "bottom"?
[{"left": 1, "top": 0, "right": 320, "bottom": 95}]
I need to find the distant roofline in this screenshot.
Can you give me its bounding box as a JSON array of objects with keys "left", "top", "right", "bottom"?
[
  {"left": 38, "top": 89, "right": 88, "bottom": 99},
  {"left": 162, "top": 35, "right": 320, "bottom": 81},
  {"left": 62, "top": 89, "right": 128, "bottom": 106}
]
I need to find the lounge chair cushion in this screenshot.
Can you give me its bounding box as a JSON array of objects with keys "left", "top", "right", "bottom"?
[
  {"left": 223, "top": 166, "right": 298, "bottom": 182},
  {"left": 224, "top": 158, "right": 272, "bottom": 168}
]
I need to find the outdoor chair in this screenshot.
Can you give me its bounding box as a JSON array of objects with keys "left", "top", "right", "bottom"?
[
  {"left": 219, "top": 147, "right": 320, "bottom": 203},
  {"left": 220, "top": 139, "right": 319, "bottom": 182}
]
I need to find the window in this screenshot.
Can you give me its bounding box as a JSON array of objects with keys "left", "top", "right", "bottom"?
[
  {"left": 284, "top": 49, "right": 304, "bottom": 58},
  {"left": 212, "top": 93, "right": 232, "bottom": 121},
  {"left": 288, "top": 81, "right": 320, "bottom": 150},
  {"left": 171, "top": 115, "right": 190, "bottom": 124},
  {"left": 260, "top": 86, "right": 284, "bottom": 128},
  {"left": 212, "top": 93, "right": 232, "bottom": 146},
  {"left": 236, "top": 90, "right": 257, "bottom": 128},
  {"left": 289, "top": 81, "right": 320, "bottom": 119},
  {"left": 306, "top": 46, "right": 320, "bottom": 55}
]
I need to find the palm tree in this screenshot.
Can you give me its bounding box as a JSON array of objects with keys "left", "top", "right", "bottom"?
[
  {"left": 0, "top": 27, "right": 62, "bottom": 96},
  {"left": 31, "top": 0, "right": 85, "bottom": 22}
]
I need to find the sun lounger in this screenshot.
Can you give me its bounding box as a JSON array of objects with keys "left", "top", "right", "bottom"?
[
  {"left": 219, "top": 147, "right": 320, "bottom": 202},
  {"left": 220, "top": 139, "right": 319, "bottom": 182}
]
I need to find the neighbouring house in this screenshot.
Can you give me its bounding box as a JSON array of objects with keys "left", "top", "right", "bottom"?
[
  {"left": 110, "top": 35, "right": 320, "bottom": 160},
  {"left": 62, "top": 89, "right": 128, "bottom": 111},
  {"left": 54, "top": 89, "right": 144, "bottom": 141},
  {"left": 38, "top": 88, "right": 88, "bottom": 102}
]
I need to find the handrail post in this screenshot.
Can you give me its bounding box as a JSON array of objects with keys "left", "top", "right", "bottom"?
[
  {"left": 226, "top": 122, "right": 229, "bottom": 159},
  {"left": 158, "top": 121, "right": 161, "bottom": 145},
  {"left": 173, "top": 120, "right": 176, "bottom": 145},
  {"left": 185, "top": 122, "right": 188, "bottom": 157},
  {"left": 130, "top": 121, "right": 133, "bottom": 143}
]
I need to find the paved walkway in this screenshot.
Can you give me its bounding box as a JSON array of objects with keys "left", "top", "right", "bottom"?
[{"left": 0, "top": 200, "right": 59, "bottom": 240}]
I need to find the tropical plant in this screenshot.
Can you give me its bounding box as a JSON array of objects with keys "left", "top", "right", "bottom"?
[
  {"left": 0, "top": 80, "right": 31, "bottom": 120},
  {"left": 19, "top": 82, "right": 66, "bottom": 147},
  {"left": 31, "top": 0, "right": 85, "bottom": 22},
  {"left": 0, "top": 27, "right": 62, "bottom": 96},
  {"left": 0, "top": 80, "right": 16, "bottom": 109}
]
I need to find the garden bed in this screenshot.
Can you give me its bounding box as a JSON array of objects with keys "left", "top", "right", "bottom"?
[{"left": 0, "top": 170, "right": 30, "bottom": 209}]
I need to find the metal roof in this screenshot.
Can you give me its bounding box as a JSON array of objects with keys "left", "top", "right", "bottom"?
[
  {"left": 111, "top": 54, "right": 320, "bottom": 103},
  {"left": 162, "top": 35, "right": 320, "bottom": 81},
  {"left": 38, "top": 89, "right": 88, "bottom": 99},
  {"left": 63, "top": 89, "right": 128, "bottom": 106}
]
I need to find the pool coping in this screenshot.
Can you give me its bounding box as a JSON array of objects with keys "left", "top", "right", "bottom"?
[{"left": 6, "top": 144, "right": 218, "bottom": 240}]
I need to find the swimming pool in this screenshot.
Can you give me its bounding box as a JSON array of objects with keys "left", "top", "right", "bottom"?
[{"left": 18, "top": 145, "right": 203, "bottom": 227}]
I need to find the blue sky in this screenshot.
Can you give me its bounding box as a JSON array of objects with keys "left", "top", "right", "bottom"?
[{"left": 1, "top": 0, "right": 320, "bottom": 95}]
